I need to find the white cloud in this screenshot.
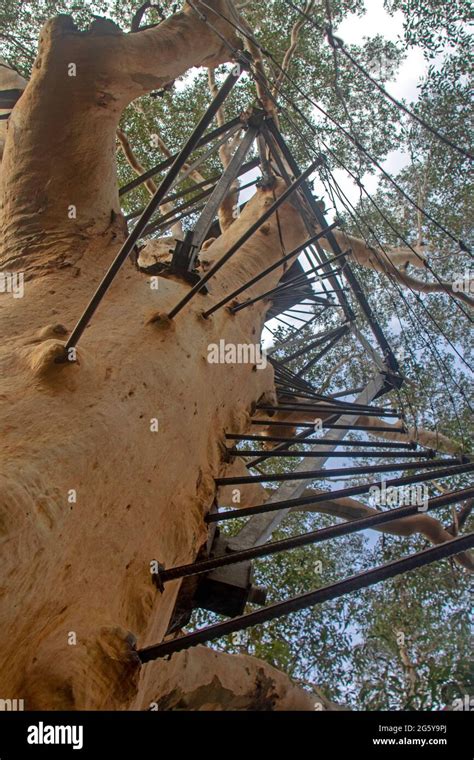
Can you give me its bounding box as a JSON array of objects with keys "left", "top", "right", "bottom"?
[{"left": 332, "top": 0, "right": 428, "bottom": 204}]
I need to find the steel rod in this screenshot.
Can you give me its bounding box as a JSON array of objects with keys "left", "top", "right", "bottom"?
[
  {"left": 283, "top": 308, "right": 321, "bottom": 315},
  {"left": 266, "top": 119, "right": 400, "bottom": 373},
  {"left": 275, "top": 324, "right": 349, "bottom": 365},
  {"left": 158, "top": 487, "right": 474, "bottom": 583},
  {"left": 226, "top": 449, "right": 434, "bottom": 458},
  {"left": 215, "top": 457, "right": 463, "bottom": 484},
  {"left": 296, "top": 329, "right": 349, "bottom": 376},
  {"left": 261, "top": 121, "right": 354, "bottom": 321},
  {"left": 246, "top": 411, "right": 377, "bottom": 468},
  {"left": 256, "top": 405, "right": 400, "bottom": 417},
  {"left": 328, "top": 386, "right": 365, "bottom": 398},
  {"left": 190, "top": 126, "right": 259, "bottom": 256},
  {"left": 246, "top": 412, "right": 387, "bottom": 468},
  {"left": 126, "top": 169, "right": 259, "bottom": 223},
  {"left": 280, "top": 311, "right": 315, "bottom": 324},
  {"left": 137, "top": 533, "right": 473, "bottom": 662},
  {"left": 264, "top": 393, "right": 397, "bottom": 411},
  {"left": 208, "top": 461, "right": 474, "bottom": 522},
  {"left": 137, "top": 164, "right": 259, "bottom": 238},
  {"left": 140, "top": 185, "right": 215, "bottom": 236},
  {"left": 63, "top": 69, "right": 242, "bottom": 354},
  {"left": 229, "top": 267, "right": 341, "bottom": 314},
  {"left": 225, "top": 434, "right": 416, "bottom": 448},
  {"left": 276, "top": 324, "right": 348, "bottom": 366},
  {"left": 119, "top": 116, "right": 243, "bottom": 196},
  {"left": 167, "top": 157, "right": 324, "bottom": 319},
  {"left": 202, "top": 222, "right": 340, "bottom": 318},
  {"left": 250, "top": 420, "right": 408, "bottom": 433},
  {"left": 236, "top": 375, "right": 388, "bottom": 533}
]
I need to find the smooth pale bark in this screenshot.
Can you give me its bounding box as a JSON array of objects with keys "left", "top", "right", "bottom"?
[
  {"left": 358, "top": 415, "right": 465, "bottom": 455},
  {"left": 0, "top": 173, "right": 311, "bottom": 709},
  {"left": 0, "top": 1, "right": 469, "bottom": 712},
  {"left": 137, "top": 645, "right": 343, "bottom": 710},
  {"left": 0, "top": 1, "right": 320, "bottom": 711},
  {"left": 319, "top": 227, "right": 474, "bottom": 307},
  {"left": 0, "top": 2, "right": 240, "bottom": 270}
]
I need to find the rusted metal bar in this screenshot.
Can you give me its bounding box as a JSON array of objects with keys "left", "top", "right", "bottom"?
[
  {"left": 208, "top": 460, "right": 474, "bottom": 523},
  {"left": 137, "top": 533, "right": 473, "bottom": 662}
]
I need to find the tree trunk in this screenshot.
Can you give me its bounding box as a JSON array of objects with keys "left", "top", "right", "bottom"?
[{"left": 0, "top": 3, "right": 323, "bottom": 710}]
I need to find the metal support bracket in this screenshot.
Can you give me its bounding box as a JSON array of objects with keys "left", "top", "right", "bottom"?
[{"left": 193, "top": 533, "right": 267, "bottom": 617}]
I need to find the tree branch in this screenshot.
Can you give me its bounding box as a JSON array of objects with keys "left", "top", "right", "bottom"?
[
  {"left": 272, "top": 0, "right": 316, "bottom": 97},
  {"left": 116, "top": 127, "right": 157, "bottom": 196},
  {"left": 357, "top": 416, "right": 464, "bottom": 456},
  {"left": 131, "top": 2, "right": 166, "bottom": 32},
  {"left": 320, "top": 228, "right": 474, "bottom": 306},
  {"left": 292, "top": 488, "right": 474, "bottom": 571},
  {"left": 253, "top": 405, "right": 465, "bottom": 458},
  {"left": 447, "top": 498, "right": 473, "bottom": 536},
  {"left": 231, "top": 10, "right": 275, "bottom": 116},
  {"left": 318, "top": 353, "right": 353, "bottom": 394},
  {"left": 0, "top": 1, "right": 242, "bottom": 266},
  {"left": 131, "top": 1, "right": 152, "bottom": 32},
  {"left": 116, "top": 127, "right": 183, "bottom": 239},
  {"left": 207, "top": 66, "right": 241, "bottom": 230}
]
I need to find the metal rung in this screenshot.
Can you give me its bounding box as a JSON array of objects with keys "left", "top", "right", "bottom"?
[
  {"left": 256, "top": 405, "right": 400, "bottom": 417},
  {"left": 155, "top": 487, "right": 474, "bottom": 584},
  {"left": 250, "top": 420, "right": 409, "bottom": 434},
  {"left": 225, "top": 434, "right": 415, "bottom": 449},
  {"left": 215, "top": 457, "right": 463, "bottom": 485},
  {"left": 138, "top": 533, "right": 473, "bottom": 662},
  {"left": 226, "top": 449, "right": 433, "bottom": 459},
  {"left": 208, "top": 461, "right": 474, "bottom": 523}
]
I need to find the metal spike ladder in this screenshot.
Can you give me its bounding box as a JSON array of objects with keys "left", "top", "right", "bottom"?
[
  {"left": 132, "top": 107, "right": 471, "bottom": 663},
  {"left": 55, "top": 68, "right": 472, "bottom": 661}
]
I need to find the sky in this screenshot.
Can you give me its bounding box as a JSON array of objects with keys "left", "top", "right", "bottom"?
[
  {"left": 237, "top": 1, "right": 429, "bottom": 210},
  {"left": 254, "top": 5, "right": 442, "bottom": 523},
  {"left": 338, "top": 0, "right": 426, "bottom": 102},
  {"left": 331, "top": 0, "right": 427, "bottom": 204},
  {"left": 252, "top": 0, "right": 431, "bottom": 346}
]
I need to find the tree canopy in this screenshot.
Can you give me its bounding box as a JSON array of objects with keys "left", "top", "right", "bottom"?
[{"left": 0, "top": 0, "right": 471, "bottom": 710}]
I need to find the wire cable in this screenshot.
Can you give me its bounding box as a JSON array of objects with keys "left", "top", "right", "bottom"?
[
  {"left": 322, "top": 165, "right": 472, "bottom": 441},
  {"left": 285, "top": 0, "right": 473, "bottom": 162},
  {"left": 199, "top": 0, "right": 472, "bottom": 253}
]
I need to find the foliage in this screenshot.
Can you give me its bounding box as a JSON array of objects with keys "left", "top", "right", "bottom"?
[{"left": 1, "top": 0, "right": 471, "bottom": 711}]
